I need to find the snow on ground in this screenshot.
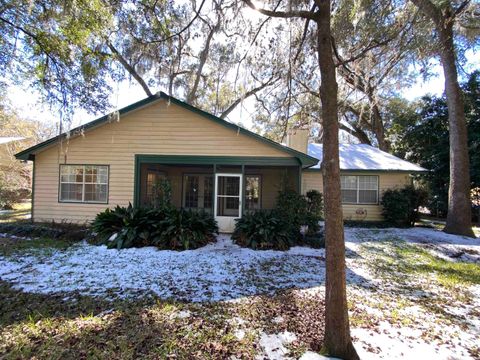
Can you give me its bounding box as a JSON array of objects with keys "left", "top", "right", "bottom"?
[
  {"left": 0, "top": 235, "right": 328, "bottom": 302},
  {"left": 1, "top": 226, "right": 479, "bottom": 359},
  {"left": 344, "top": 227, "right": 480, "bottom": 360}
]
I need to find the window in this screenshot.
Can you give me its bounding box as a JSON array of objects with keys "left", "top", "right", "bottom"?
[
  {"left": 60, "top": 165, "right": 108, "bottom": 203},
  {"left": 340, "top": 175, "right": 378, "bottom": 204},
  {"left": 245, "top": 175, "right": 261, "bottom": 211}
]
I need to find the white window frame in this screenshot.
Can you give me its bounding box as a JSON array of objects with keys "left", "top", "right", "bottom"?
[
  {"left": 59, "top": 165, "right": 109, "bottom": 204},
  {"left": 341, "top": 175, "right": 378, "bottom": 205}
]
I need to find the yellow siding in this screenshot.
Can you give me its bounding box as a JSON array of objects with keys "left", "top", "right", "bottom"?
[
  {"left": 33, "top": 100, "right": 291, "bottom": 223},
  {"left": 302, "top": 171, "right": 412, "bottom": 221}
]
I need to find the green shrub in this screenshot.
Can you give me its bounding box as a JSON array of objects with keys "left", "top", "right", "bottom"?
[
  {"left": 153, "top": 209, "right": 217, "bottom": 250},
  {"left": 233, "top": 189, "right": 324, "bottom": 250},
  {"left": 91, "top": 204, "right": 217, "bottom": 250},
  {"left": 276, "top": 189, "right": 323, "bottom": 237},
  {"left": 306, "top": 190, "right": 323, "bottom": 219},
  {"left": 92, "top": 204, "right": 159, "bottom": 249},
  {"left": 302, "top": 232, "right": 325, "bottom": 249},
  {"left": 232, "top": 211, "right": 294, "bottom": 250},
  {"left": 381, "top": 185, "right": 429, "bottom": 227}
]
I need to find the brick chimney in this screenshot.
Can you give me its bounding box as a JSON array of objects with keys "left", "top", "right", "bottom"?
[{"left": 286, "top": 129, "right": 309, "bottom": 154}]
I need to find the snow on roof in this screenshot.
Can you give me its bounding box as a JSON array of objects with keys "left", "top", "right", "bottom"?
[
  {"left": 307, "top": 143, "right": 426, "bottom": 172},
  {"left": 0, "top": 136, "right": 24, "bottom": 145}
]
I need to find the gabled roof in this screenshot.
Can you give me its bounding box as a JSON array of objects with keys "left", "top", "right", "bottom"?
[
  {"left": 0, "top": 136, "right": 24, "bottom": 145},
  {"left": 15, "top": 92, "right": 318, "bottom": 168},
  {"left": 307, "top": 143, "right": 427, "bottom": 172}
]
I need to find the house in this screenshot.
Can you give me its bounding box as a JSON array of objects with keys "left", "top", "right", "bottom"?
[{"left": 15, "top": 93, "right": 425, "bottom": 232}]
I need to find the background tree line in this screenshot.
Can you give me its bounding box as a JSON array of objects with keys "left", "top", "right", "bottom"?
[{"left": 391, "top": 70, "right": 480, "bottom": 220}]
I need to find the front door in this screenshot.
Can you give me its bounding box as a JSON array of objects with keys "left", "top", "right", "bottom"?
[{"left": 214, "top": 173, "right": 242, "bottom": 233}]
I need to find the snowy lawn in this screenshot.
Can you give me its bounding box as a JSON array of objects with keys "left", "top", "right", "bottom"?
[{"left": 0, "top": 226, "right": 479, "bottom": 359}]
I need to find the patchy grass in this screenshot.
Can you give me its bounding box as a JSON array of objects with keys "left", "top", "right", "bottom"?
[
  {"left": 362, "top": 239, "right": 480, "bottom": 289},
  {"left": 0, "top": 281, "right": 258, "bottom": 359},
  {"left": 394, "top": 242, "right": 480, "bottom": 288},
  {"left": 0, "top": 279, "right": 327, "bottom": 359},
  {"left": 357, "top": 238, "right": 480, "bottom": 327},
  {"left": 0, "top": 236, "right": 76, "bottom": 257},
  {"left": 0, "top": 202, "right": 31, "bottom": 223}
]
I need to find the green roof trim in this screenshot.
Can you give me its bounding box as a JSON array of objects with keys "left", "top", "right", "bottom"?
[{"left": 15, "top": 92, "right": 318, "bottom": 168}]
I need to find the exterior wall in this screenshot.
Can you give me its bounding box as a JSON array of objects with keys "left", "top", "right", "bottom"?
[
  {"left": 302, "top": 170, "right": 412, "bottom": 221},
  {"left": 32, "top": 99, "right": 292, "bottom": 223}
]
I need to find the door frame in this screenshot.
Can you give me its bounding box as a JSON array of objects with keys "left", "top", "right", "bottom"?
[{"left": 214, "top": 173, "right": 243, "bottom": 232}]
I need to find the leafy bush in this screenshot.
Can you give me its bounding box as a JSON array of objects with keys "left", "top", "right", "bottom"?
[
  {"left": 92, "top": 204, "right": 158, "bottom": 249},
  {"left": 232, "top": 211, "right": 294, "bottom": 250},
  {"left": 305, "top": 190, "right": 323, "bottom": 219},
  {"left": 91, "top": 204, "right": 217, "bottom": 250},
  {"left": 233, "top": 189, "right": 324, "bottom": 250},
  {"left": 276, "top": 189, "right": 323, "bottom": 237},
  {"left": 153, "top": 209, "right": 218, "bottom": 250},
  {"left": 302, "top": 231, "right": 325, "bottom": 249},
  {"left": 381, "top": 185, "right": 429, "bottom": 227}
]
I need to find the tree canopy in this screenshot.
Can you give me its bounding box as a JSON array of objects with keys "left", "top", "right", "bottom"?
[{"left": 391, "top": 70, "right": 480, "bottom": 217}]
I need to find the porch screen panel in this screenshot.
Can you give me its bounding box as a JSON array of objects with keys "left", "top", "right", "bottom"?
[
  {"left": 184, "top": 175, "right": 199, "bottom": 208},
  {"left": 145, "top": 169, "right": 166, "bottom": 206},
  {"left": 245, "top": 175, "right": 261, "bottom": 211},
  {"left": 203, "top": 176, "right": 213, "bottom": 210}
]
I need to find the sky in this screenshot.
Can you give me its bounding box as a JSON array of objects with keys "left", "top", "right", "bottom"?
[{"left": 6, "top": 49, "right": 479, "bottom": 133}]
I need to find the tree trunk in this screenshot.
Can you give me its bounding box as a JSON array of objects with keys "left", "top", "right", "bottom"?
[
  {"left": 316, "top": 0, "right": 359, "bottom": 358},
  {"left": 438, "top": 23, "right": 475, "bottom": 238},
  {"left": 409, "top": 0, "right": 475, "bottom": 237}
]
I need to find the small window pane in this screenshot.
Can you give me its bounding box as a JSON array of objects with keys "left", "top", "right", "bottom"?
[
  {"left": 342, "top": 189, "right": 357, "bottom": 203},
  {"left": 217, "top": 197, "right": 239, "bottom": 217},
  {"left": 60, "top": 183, "right": 83, "bottom": 201},
  {"left": 341, "top": 176, "right": 357, "bottom": 190},
  {"left": 217, "top": 176, "right": 240, "bottom": 196},
  {"left": 359, "top": 176, "right": 378, "bottom": 190},
  {"left": 85, "top": 184, "right": 107, "bottom": 202},
  {"left": 359, "top": 189, "right": 377, "bottom": 204}
]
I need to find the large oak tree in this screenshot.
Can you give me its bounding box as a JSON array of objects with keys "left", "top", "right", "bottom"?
[{"left": 410, "top": 0, "right": 477, "bottom": 237}]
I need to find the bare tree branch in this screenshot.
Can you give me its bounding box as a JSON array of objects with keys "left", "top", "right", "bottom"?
[
  {"left": 106, "top": 41, "right": 153, "bottom": 97},
  {"left": 220, "top": 75, "right": 279, "bottom": 118},
  {"left": 243, "top": 0, "right": 318, "bottom": 20},
  {"left": 139, "top": 0, "right": 207, "bottom": 44}
]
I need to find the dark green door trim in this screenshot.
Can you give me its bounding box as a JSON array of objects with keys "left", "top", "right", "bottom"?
[{"left": 136, "top": 154, "right": 301, "bottom": 166}]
